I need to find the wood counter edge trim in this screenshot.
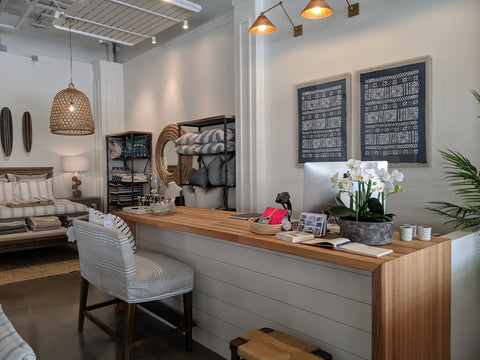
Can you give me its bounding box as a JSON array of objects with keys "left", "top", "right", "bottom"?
[
  {"left": 118, "top": 212, "right": 383, "bottom": 272},
  {"left": 117, "top": 210, "right": 451, "bottom": 273},
  {"left": 372, "top": 240, "right": 451, "bottom": 360}
]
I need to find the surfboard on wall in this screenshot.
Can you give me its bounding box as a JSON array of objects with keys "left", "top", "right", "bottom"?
[
  {"left": 1, "top": 107, "right": 13, "bottom": 157},
  {"left": 22, "top": 112, "right": 32, "bottom": 153}
]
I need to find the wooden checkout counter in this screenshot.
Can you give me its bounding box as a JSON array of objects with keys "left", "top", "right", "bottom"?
[{"left": 118, "top": 207, "right": 451, "bottom": 360}]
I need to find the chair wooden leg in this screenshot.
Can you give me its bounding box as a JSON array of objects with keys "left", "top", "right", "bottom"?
[
  {"left": 183, "top": 291, "right": 193, "bottom": 351},
  {"left": 78, "top": 277, "right": 89, "bottom": 331},
  {"left": 123, "top": 303, "right": 136, "bottom": 360}
]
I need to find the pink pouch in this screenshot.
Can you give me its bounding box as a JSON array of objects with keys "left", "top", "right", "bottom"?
[{"left": 261, "top": 207, "right": 288, "bottom": 225}]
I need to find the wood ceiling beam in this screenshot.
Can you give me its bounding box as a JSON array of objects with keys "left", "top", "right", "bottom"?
[
  {"left": 15, "top": 0, "right": 40, "bottom": 29},
  {"left": 0, "top": 0, "right": 10, "bottom": 12}
]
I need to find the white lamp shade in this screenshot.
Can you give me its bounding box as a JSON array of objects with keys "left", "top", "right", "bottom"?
[{"left": 61, "top": 155, "right": 90, "bottom": 172}]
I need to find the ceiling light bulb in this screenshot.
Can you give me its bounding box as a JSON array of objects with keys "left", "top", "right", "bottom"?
[
  {"left": 151, "top": 36, "right": 156, "bottom": 44},
  {"left": 312, "top": 7, "right": 321, "bottom": 14},
  {"left": 183, "top": 20, "right": 188, "bottom": 29},
  {"left": 69, "top": 104, "right": 75, "bottom": 112},
  {"left": 258, "top": 24, "right": 267, "bottom": 32}
]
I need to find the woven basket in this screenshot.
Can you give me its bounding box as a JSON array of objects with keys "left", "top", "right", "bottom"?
[
  {"left": 249, "top": 218, "right": 282, "bottom": 235},
  {"left": 50, "top": 83, "right": 94, "bottom": 135}
]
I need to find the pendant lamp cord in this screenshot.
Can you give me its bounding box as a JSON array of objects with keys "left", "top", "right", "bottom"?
[{"left": 69, "top": 21, "right": 73, "bottom": 85}]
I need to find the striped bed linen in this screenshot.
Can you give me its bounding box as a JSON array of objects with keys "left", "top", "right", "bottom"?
[
  {"left": 0, "top": 199, "right": 88, "bottom": 219},
  {"left": 0, "top": 304, "right": 36, "bottom": 360}
]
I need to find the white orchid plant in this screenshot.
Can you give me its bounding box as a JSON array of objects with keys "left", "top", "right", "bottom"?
[{"left": 328, "top": 160, "right": 404, "bottom": 222}]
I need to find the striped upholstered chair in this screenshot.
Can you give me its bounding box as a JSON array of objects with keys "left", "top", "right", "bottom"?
[{"left": 72, "top": 220, "right": 194, "bottom": 360}]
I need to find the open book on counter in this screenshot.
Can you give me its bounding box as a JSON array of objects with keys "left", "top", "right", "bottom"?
[{"left": 276, "top": 232, "right": 393, "bottom": 258}]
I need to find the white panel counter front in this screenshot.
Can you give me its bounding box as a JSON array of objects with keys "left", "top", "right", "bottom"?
[{"left": 136, "top": 224, "right": 372, "bottom": 359}]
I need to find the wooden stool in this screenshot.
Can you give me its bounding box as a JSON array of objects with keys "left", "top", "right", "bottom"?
[{"left": 229, "top": 328, "right": 332, "bottom": 360}]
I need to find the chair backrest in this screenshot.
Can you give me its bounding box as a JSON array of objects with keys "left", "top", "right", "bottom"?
[{"left": 72, "top": 220, "right": 136, "bottom": 296}]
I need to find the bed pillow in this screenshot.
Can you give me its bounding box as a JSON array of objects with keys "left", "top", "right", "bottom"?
[
  {"left": 196, "top": 141, "right": 235, "bottom": 155},
  {"left": 195, "top": 186, "right": 224, "bottom": 209},
  {"left": 175, "top": 144, "right": 200, "bottom": 155},
  {"left": 0, "top": 182, "right": 15, "bottom": 204},
  {"left": 187, "top": 167, "right": 208, "bottom": 187},
  {"left": 13, "top": 178, "right": 54, "bottom": 202},
  {"left": 207, "top": 155, "right": 224, "bottom": 186},
  {"left": 7, "top": 173, "right": 48, "bottom": 181},
  {"left": 89, "top": 208, "right": 136, "bottom": 252},
  {"left": 182, "top": 185, "right": 196, "bottom": 207},
  {"left": 175, "top": 133, "right": 199, "bottom": 145},
  {"left": 196, "top": 128, "right": 235, "bottom": 144},
  {"left": 221, "top": 155, "right": 236, "bottom": 186}
]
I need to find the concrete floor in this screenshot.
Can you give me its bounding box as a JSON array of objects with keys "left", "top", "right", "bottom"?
[{"left": 0, "top": 272, "right": 225, "bottom": 360}]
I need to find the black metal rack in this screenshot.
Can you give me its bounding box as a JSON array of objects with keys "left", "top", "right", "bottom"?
[
  {"left": 106, "top": 131, "right": 152, "bottom": 212},
  {"left": 177, "top": 115, "right": 235, "bottom": 211}
]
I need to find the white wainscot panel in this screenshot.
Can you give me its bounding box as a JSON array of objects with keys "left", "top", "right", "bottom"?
[{"left": 136, "top": 224, "right": 373, "bottom": 360}]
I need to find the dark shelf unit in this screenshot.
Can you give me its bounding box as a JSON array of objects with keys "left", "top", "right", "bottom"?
[
  {"left": 106, "top": 131, "right": 152, "bottom": 212},
  {"left": 177, "top": 115, "right": 235, "bottom": 211}
]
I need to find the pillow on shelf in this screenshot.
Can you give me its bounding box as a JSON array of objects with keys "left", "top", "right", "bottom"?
[
  {"left": 196, "top": 141, "right": 235, "bottom": 155},
  {"left": 89, "top": 208, "right": 136, "bottom": 252},
  {"left": 187, "top": 167, "right": 208, "bottom": 188},
  {"left": 182, "top": 185, "right": 196, "bottom": 207},
  {"left": 13, "top": 178, "right": 54, "bottom": 203},
  {"left": 175, "top": 132, "right": 199, "bottom": 145},
  {"left": 175, "top": 144, "right": 200, "bottom": 155},
  {"left": 221, "top": 155, "right": 236, "bottom": 187},
  {"left": 0, "top": 182, "right": 15, "bottom": 204},
  {"left": 196, "top": 128, "right": 235, "bottom": 144},
  {"left": 195, "top": 187, "right": 224, "bottom": 209},
  {"left": 207, "top": 156, "right": 224, "bottom": 186},
  {"left": 7, "top": 173, "right": 48, "bottom": 181}
]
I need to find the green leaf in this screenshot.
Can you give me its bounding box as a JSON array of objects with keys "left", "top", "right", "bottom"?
[
  {"left": 367, "top": 197, "right": 385, "bottom": 215},
  {"left": 328, "top": 205, "right": 355, "bottom": 217},
  {"left": 334, "top": 196, "right": 346, "bottom": 207}
]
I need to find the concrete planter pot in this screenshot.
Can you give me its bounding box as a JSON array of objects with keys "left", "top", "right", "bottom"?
[{"left": 336, "top": 218, "right": 394, "bottom": 245}]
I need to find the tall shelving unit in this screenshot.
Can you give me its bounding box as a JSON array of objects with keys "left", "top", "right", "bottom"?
[
  {"left": 177, "top": 115, "right": 235, "bottom": 210},
  {"left": 106, "top": 131, "right": 152, "bottom": 212}
]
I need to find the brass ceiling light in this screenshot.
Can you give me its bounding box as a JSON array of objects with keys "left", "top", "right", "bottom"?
[
  {"left": 50, "top": 23, "right": 94, "bottom": 135},
  {"left": 249, "top": 1, "right": 303, "bottom": 37},
  {"left": 301, "top": 0, "right": 333, "bottom": 19}
]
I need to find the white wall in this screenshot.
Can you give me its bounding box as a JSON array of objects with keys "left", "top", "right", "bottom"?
[
  {"left": 0, "top": 51, "right": 99, "bottom": 198},
  {"left": 257, "top": 0, "right": 480, "bottom": 234},
  {"left": 123, "top": 14, "right": 235, "bottom": 174}
]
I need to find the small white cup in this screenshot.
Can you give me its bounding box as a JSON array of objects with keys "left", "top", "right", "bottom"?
[
  {"left": 417, "top": 226, "right": 432, "bottom": 241},
  {"left": 403, "top": 224, "right": 417, "bottom": 238},
  {"left": 399, "top": 225, "right": 413, "bottom": 241}
]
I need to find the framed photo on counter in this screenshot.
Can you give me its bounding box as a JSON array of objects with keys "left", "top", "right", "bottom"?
[
  {"left": 356, "top": 56, "right": 431, "bottom": 167},
  {"left": 296, "top": 73, "right": 351, "bottom": 167}
]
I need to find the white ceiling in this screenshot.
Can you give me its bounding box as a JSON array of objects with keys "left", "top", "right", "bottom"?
[{"left": 0, "top": 0, "right": 233, "bottom": 61}]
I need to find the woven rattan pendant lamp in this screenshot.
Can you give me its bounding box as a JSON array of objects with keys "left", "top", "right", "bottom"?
[{"left": 50, "top": 24, "right": 94, "bottom": 135}]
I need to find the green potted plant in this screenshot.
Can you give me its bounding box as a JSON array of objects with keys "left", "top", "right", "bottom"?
[
  {"left": 328, "top": 160, "right": 404, "bottom": 245},
  {"left": 426, "top": 91, "right": 480, "bottom": 230}
]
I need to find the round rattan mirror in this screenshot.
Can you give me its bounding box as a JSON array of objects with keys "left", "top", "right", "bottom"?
[{"left": 155, "top": 124, "right": 192, "bottom": 185}]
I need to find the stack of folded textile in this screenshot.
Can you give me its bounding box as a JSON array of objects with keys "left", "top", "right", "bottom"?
[
  {"left": 121, "top": 173, "right": 148, "bottom": 182},
  {"left": 0, "top": 219, "right": 28, "bottom": 235},
  {"left": 28, "top": 216, "right": 62, "bottom": 232}
]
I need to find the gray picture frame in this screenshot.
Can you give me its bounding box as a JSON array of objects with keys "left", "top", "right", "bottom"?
[
  {"left": 295, "top": 73, "right": 351, "bottom": 167},
  {"left": 355, "top": 56, "right": 432, "bottom": 167}
]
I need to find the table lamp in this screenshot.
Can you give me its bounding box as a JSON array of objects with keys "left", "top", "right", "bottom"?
[{"left": 61, "top": 155, "right": 89, "bottom": 197}]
